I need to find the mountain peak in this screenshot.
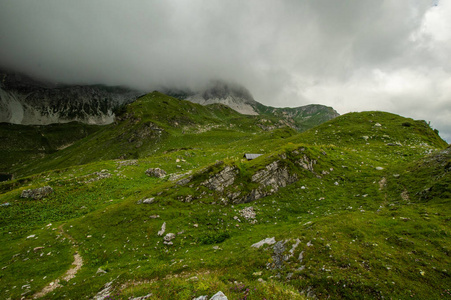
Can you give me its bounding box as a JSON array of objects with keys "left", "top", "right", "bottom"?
[{"left": 200, "top": 80, "right": 256, "bottom": 103}]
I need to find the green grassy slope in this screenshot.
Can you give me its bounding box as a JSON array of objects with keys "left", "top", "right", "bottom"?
[
  {"left": 255, "top": 103, "right": 340, "bottom": 132},
  {"left": 0, "top": 109, "right": 449, "bottom": 299},
  {"left": 8, "top": 92, "right": 274, "bottom": 178},
  {"left": 0, "top": 122, "right": 100, "bottom": 173}
]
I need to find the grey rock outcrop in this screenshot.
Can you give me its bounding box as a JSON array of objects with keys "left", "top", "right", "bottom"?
[
  {"left": 238, "top": 160, "right": 297, "bottom": 203},
  {"left": 251, "top": 237, "right": 276, "bottom": 248},
  {"left": 297, "top": 155, "right": 317, "bottom": 172},
  {"left": 252, "top": 161, "right": 297, "bottom": 191},
  {"left": 145, "top": 168, "right": 167, "bottom": 178},
  {"left": 157, "top": 222, "right": 166, "bottom": 236},
  {"left": 202, "top": 165, "right": 238, "bottom": 192},
  {"left": 0, "top": 70, "right": 140, "bottom": 125},
  {"left": 21, "top": 186, "right": 53, "bottom": 200}
]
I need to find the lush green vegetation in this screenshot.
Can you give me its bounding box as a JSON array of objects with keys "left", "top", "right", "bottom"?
[{"left": 0, "top": 92, "right": 449, "bottom": 299}]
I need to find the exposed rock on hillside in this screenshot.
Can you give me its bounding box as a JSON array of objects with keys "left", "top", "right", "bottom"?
[
  {"left": 162, "top": 80, "right": 339, "bottom": 131},
  {"left": 171, "top": 148, "right": 319, "bottom": 204},
  {"left": 201, "top": 165, "right": 238, "bottom": 192},
  {"left": 145, "top": 168, "right": 167, "bottom": 178},
  {"left": 182, "top": 81, "right": 259, "bottom": 115},
  {"left": 0, "top": 70, "right": 140, "bottom": 125},
  {"left": 20, "top": 186, "right": 53, "bottom": 199}
]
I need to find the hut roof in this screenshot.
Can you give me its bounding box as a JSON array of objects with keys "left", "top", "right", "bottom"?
[{"left": 244, "top": 153, "right": 263, "bottom": 160}]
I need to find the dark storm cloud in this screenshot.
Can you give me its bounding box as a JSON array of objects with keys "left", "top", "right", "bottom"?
[{"left": 0, "top": 0, "right": 450, "bottom": 140}]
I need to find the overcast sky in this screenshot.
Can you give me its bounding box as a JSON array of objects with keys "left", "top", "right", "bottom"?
[{"left": 1, "top": 0, "right": 450, "bottom": 141}]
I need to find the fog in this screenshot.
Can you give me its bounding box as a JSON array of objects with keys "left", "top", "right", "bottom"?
[{"left": 1, "top": 0, "right": 450, "bottom": 140}]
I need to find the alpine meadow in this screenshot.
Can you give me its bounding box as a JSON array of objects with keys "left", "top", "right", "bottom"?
[{"left": 1, "top": 91, "right": 449, "bottom": 299}]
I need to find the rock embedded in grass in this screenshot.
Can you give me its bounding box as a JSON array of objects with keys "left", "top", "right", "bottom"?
[
  {"left": 20, "top": 186, "right": 53, "bottom": 200},
  {"left": 142, "top": 198, "right": 155, "bottom": 204},
  {"left": 145, "top": 168, "right": 167, "bottom": 178}
]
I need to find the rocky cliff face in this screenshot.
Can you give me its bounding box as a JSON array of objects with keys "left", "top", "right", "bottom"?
[
  {"left": 0, "top": 71, "right": 141, "bottom": 125},
  {"left": 184, "top": 81, "right": 260, "bottom": 115}
]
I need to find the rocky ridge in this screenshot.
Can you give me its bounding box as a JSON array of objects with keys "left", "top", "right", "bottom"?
[{"left": 0, "top": 71, "right": 141, "bottom": 125}]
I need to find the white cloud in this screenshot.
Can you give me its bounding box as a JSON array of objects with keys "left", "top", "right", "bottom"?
[{"left": 0, "top": 0, "right": 449, "bottom": 141}]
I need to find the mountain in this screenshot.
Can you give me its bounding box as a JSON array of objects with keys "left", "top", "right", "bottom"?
[
  {"left": 162, "top": 80, "right": 340, "bottom": 131},
  {"left": 0, "top": 90, "right": 449, "bottom": 299},
  {"left": 3, "top": 91, "right": 272, "bottom": 177},
  {"left": 0, "top": 70, "right": 141, "bottom": 125},
  {"left": 0, "top": 101, "right": 448, "bottom": 299}
]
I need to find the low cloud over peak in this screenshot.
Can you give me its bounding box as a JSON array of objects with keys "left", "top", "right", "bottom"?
[{"left": 0, "top": 0, "right": 450, "bottom": 141}]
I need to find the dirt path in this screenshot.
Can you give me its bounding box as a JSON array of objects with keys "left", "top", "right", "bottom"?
[{"left": 32, "top": 224, "right": 84, "bottom": 299}]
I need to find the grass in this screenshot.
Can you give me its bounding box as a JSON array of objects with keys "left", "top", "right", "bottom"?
[{"left": 0, "top": 94, "right": 450, "bottom": 299}]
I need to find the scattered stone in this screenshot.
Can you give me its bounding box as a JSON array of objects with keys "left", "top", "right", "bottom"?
[
  {"left": 33, "top": 247, "right": 44, "bottom": 252},
  {"left": 375, "top": 167, "right": 384, "bottom": 170},
  {"left": 1, "top": 202, "right": 11, "bottom": 207},
  {"left": 116, "top": 160, "right": 138, "bottom": 167},
  {"left": 334, "top": 181, "right": 339, "bottom": 186},
  {"left": 362, "top": 136, "right": 369, "bottom": 141},
  {"left": 145, "top": 168, "right": 167, "bottom": 178},
  {"left": 84, "top": 171, "right": 112, "bottom": 183},
  {"left": 374, "top": 123, "right": 382, "bottom": 127},
  {"left": 21, "top": 186, "right": 53, "bottom": 200},
  {"left": 193, "top": 223, "right": 199, "bottom": 228},
  {"left": 96, "top": 267, "right": 107, "bottom": 275},
  {"left": 193, "top": 296, "right": 208, "bottom": 300},
  {"left": 239, "top": 206, "right": 257, "bottom": 223},
  {"left": 149, "top": 215, "right": 160, "bottom": 219},
  {"left": 387, "top": 142, "right": 402, "bottom": 146},
  {"left": 251, "top": 237, "right": 276, "bottom": 248},
  {"left": 158, "top": 222, "right": 166, "bottom": 236},
  {"left": 142, "top": 198, "right": 155, "bottom": 204},
  {"left": 26, "top": 234, "right": 36, "bottom": 239},
  {"left": 164, "top": 233, "right": 176, "bottom": 243},
  {"left": 188, "top": 276, "right": 199, "bottom": 281}
]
